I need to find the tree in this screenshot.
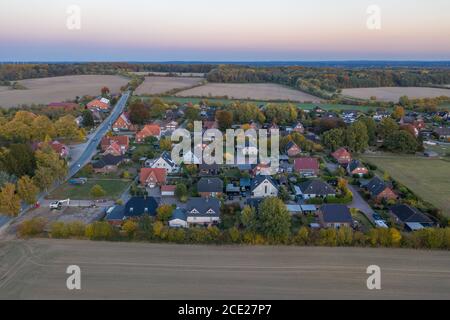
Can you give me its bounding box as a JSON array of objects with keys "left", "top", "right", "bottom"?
[
  {"left": 128, "top": 101, "right": 150, "bottom": 124},
  {"left": 160, "top": 137, "right": 172, "bottom": 152},
  {"left": 185, "top": 106, "right": 200, "bottom": 121},
  {"left": 392, "top": 106, "right": 405, "bottom": 120},
  {"left": 82, "top": 110, "right": 95, "bottom": 127},
  {"left": 85, "top": 221, "right": 113, "bottom": 240},
  {"left": 265, "top": 103, "right": 297, "bottom": 125},
  {"left": 90, "top": 184, "right": 106, "bottom": 198},
  {"left": 359, "top": 117, "right": 377, "bottom": 146},
  {"left": 175, "top": 183, "right": 188, "bottom": 202},
  {"left": 216, "top": 110, "right": 233, "bottom": 131},
  {"left": 35, "top": 148, "right": 68, "bottom": 185},
  {"left": 378, "top": 118, "right": 398, "bottom": 140},
  {"left": 0, "top": 171, "right": 16, "bottom": 188},
  {"left": 322, "top": 128, "right": 345, "bottom": 151},
  {"left": 17, "top": 175, "right": 39, "bottom": 205},
  {"left": 122, "top": 220, "right": 138, "bottom": 237},
  {"left": 157, "top": 204, "right": 174, "bottom": 222},
  {"left": 33, "top": 166, "right": 54, "bottom": 191},
  {"left": 0, "top": 183, "right": 21, "bottom": 217},
  {"left": 384, "top": 130, "right": 419, "bottom": 153},
  {"left": 31, "top": 115, "right": 56, "bottom": 141},
  {"left": 258, "top": 197, "right": 291, "bottom": 243},
  {"left": 399, "top": 96, "right": 411, "bottom": 108},
  {"left": 55, "top": 115, "right": 84, "bottom": 141},
  {"left": 0, "top": 144, "right": 36, "bottom": 177},
  {"left": 240, "top": 206, "right": 257, "bottom": 231},
  {"left": 346, "top": 120, "right": 369, "bottom": 153},
  {"left": 101, "top": 86, "right": 110, "bottom": 97},
  {"left": 149, "top": 98, "right": 167, "bottom": 119},
  {"left": 337, "top": 227, "right": 354, "bottom": 246}
]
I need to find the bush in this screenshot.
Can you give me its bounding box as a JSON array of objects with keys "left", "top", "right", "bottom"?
[
  {"left": 85, "top": 221, "right": 113, "bottom": 240},
  {"left": 18, "top": 218, "right": 47, "bottom": 238}
]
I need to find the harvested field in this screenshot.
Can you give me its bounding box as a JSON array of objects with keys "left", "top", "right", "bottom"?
[
  {"left": 134, "top": 76, "right": 204, "bottom": 95},
  {"left": 132, "top": 71, "right": 205, "bottom": 77},
  {"left": 342, "top": 87, "right": 450, "bottom": 102},
  {"left": 176, "top": 83, "right": 322, "bottom": 102},
  {"left": 0, "top": 75, "right": 129, "bottom": 108}
]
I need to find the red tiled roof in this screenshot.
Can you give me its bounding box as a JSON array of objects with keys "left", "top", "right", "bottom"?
[
  {"left": 294, "top": 157, "right": 319, "bottom": 171},
  {"left": 332, "top": 148, "right": 352, "bottom": 159},
  {"left": 140, "top": 168, "right": 167, "bottom": 185},
  {"left": 137, "top": 124, "right": 161, "bottom": 140},
  {"left": 101, "top": 136, "right": 129, "bottom": 150},
  {"left": 87, "top": 99, "right": 109, "bottom": 110}
]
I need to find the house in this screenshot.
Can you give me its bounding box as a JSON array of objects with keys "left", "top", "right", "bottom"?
[
  {"left": 92, "top": 154, "right": 125, "bottom": 173},
  {"left": 169, "top": 208, "right": 188, "bottom": 228},
  {"left": 300, "top": 205, "right": 317, "bottom": 215},
  {"left": 252, "top": 163, "right": 277, "bottom": 176},
  {"left": 124, "top": 196, "right": 158, "bottom": 218},
  {"left": 113, "top": 113, "right": 133, "bottom": 132},
  {"left": 186, "top": 198, "right": 221, "bottom": 226},
  {"left": 240, "top": 178, "right": 251, "bottom": 191},
  {"left": 373, "top": 111, "right": 390, "bottom": 122},
  {"left": 389, "top": 204, "right": 434, "bottom": 231},
  {"left": 293, "top": 122, "right": 305, "bottom": 134},
  {"left": 161, "top": 185, "right": 176, "bottom": 197},
  {"left": 139, "top": 168, "right": 167, "bottom": 188},
  {"left": 161, "top": 120, "right": 178, "bottom": 134},
  {"left": 364, "top": 177, "right": 397, "bottom": 202},
  {"left": 146, "top": 152, "right": 179, "bottom": 173},
  {"left": 226, "top": 184, "right": 241, "bottom": 196},
  {"left": 286, "top": 204, "right": 302, "bottom": 215},
  {"left": 298, "top": 179, "right": 336, "bottom": 199},
  {"left": 41, "top": 141, "right": 70, "bottom": 159},
  {"left": 318, "top": 204, "right": 353, "bottom": 229},
  {"left": 101, "top": 136, "right": 130, "bottom": 156},
  {"left": 285, "top": 141, "right": 301, "bottom": 157},
  {"left": 347, "top": 160, "right": 368, "bottom": 177},
  {"left": 434, "top": 127, "right": 450, "bottom": 141},
  {"left": 197, "top": 178, "right": 223, "bottom": 198},
  {"left": 136, "top": 124, "right": 161, "bottom": 142},
  {"left": 294, "top": 157, "right": 319, "bottom": 177},
  {"left": 199, "top": 163, "right": 220, "bottom": 176},
  {"left": 105, "top": 206, "right": 126, "bottom": 226},
  {"left": 332, "top": 148, "right": 352, "bottom": 166},
  {"left": 87, "top": 98, "right": 110, "bottom": 111},
  {"left": 251, "top": 176, "right": 278, "bottom": 198}
]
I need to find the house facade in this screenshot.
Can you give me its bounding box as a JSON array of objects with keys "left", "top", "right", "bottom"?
[
  {"left": 347, "top": 160, "right": 368, "bottom": 177},
  {"left": 186, "top": 198, "right": 221, "bottom": 226},
  {"left": 197, "top": 178, "right": 223, "bottom": 198},
  {"left": 139, "top": 168, "right": 167, "bottom": 188},
  {"left": 251, "top": 176, "right": 278, "bottom": 198},
  {"left": 332, "top": 148, "right": 352, "bottom": 166},
  {"left": 294, "top": 157, "right": 319, "bottom": 177},
  {"left": 365, "top": 177, "right": 397, "bottom": 202},
  {"left": 298, "top": 179, "right": 336, "bottom": 199},
  {"left": 318, "top": 204, "right": 353, "bottom": 229},
  {"left": 146, "top": 152, "right": 179, "bottom": 173},
  {"left": 113, "top": 113, "right": 133, "bottom": 132}
]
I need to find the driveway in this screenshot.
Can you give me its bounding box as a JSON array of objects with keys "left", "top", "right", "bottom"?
[{"left": 348, "top": 184, "right": 376, "bottom": 223}]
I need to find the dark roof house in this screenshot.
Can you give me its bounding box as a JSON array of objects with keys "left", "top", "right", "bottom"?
[
  {"left": 197, "top": 178, "right": 224, "bottom": 193},
  {"left": 299, "top": 179, "right": 336, "bottom": 196},
  {"left": 124, "top": 197, "right": 159, "bottom": 218},
  {"left": 186, "top": 198, "right": 221, "bottom": 217},
  {"left": 390, "top": 204, "right": 434, "bottom": 229}
]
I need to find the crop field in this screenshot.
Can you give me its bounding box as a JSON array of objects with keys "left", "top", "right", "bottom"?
[
  {"left": 362, "top": 155, "right": 450, "bottom": 215},
  {"left": 0, "top": 75, "right": 129, "bottom": 108},
  {"left": 134, "top": 76, "right": 204, "bottom": 95},
  {"left": 175, "top": 83, "right": 322, "bottom": 102},
  {"left": 132, "top": 71, "right": 205, "bottom": 77},
  {"left": 342, "top": 87, "right": 450, "bottom": 102}
]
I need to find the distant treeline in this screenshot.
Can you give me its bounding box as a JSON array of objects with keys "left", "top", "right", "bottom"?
[
  {"left": 206, "top": 65, "right": 450, "bottom": 98},
  {"left": 0, "top": 63, "right": 216, "bottom": 82}
]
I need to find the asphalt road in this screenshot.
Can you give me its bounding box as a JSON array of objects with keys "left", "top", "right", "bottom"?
[
  {"left": 1, "top": 239, "right": 449, "bottom": 300},
  {"left": 0, "top": 92, "right": 130, "bottom": 229},
  {"left": 68, "top": 91, "right": 130, "bottom": 177}
]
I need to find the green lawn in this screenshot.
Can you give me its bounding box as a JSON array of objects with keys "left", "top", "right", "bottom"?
[
  {"left": 48, "top": 179, "right": 131, "bottom": 200},
  {"left": 362, "top": 155, "right": 450, "bottom": 216}
]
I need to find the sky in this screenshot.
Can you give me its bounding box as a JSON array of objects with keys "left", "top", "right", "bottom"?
[{"left": 0, "top": 0, "right": 449, "bottom": 61}]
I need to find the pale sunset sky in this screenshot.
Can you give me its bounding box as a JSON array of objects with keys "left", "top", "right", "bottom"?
[{"left": 0, "top": 0, "right": 449, "bottom": 61}]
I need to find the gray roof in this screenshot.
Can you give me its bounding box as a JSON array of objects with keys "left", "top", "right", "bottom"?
[
  {"left": 186, "top": 198, "right": 221, "bottom": 217},
  {"left": 170, "top": 208, "right": 187, "bottom": 221},
  {"left": 160, "top": 151, "right": 176, "bottom": 167},
  {"left": 105, "top": 206, "right": 125, "bottom": 221},
  {"left": 299, "top": 179, "right": 336, "bottom": 196},
  {"left": 92, "top": 154, "right": 125, "bottom": 168},
  {"left": 197, "top": 178, "right": 223, "bottom": 193},
  {"left": 348, "top": 159, "right": 365, "bottom": 172},
  {"left": 390, "top": 204, "right": 433, "bottom": 224},
  {"left": 365, "top": 177, "right": 389, "bottom": 197},
  {"left": 320, "top": 204, "right": 353, "bottom": 223},
  {"left": 251, "top": 175, "right": 278, "bottom": 192}
]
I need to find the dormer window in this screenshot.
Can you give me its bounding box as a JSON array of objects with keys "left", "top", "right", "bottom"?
[{"left": 207, "top": 209, "right": 215, "bottom": 215}]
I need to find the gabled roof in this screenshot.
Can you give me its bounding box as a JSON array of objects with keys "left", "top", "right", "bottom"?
[
  {"left": 390, "top": 204, "right": 433, "bottom": 224},
  {"left": 101, "top": 136, "right": 129, "bottom": 149},
  {"left": 186, "top": 198, "right": 220, "bottom": 217},
  {"left": 332, "top": 148, "right": 352, "bottom": 160},
  {"left": 140, "top": 168, "right": 167, "bottom": 185},
  {"left": 294, "top": 157, "right": 319, "bottom": 172},
  {"left": 170, "top": 208, "right": 187, "bottom": 221},
  {"left": 87, "top": 99, "right": 109, "bottom": 110},
  {"left": 124, "top": 197, "right": 158, "bottom": 218},
  {"left": 197, "top": 178, "right": 224, "bottom": 193},
  {"left": 348, "top": 159, "right": 366, "bottom": 172},
  {"left": 251, "top": 175, "right": 278, "bottom": 192},
  {"left": 365, "top": 177, "right": 390, "bottom": 197},
  {"left": 299, "top": 179, "right": 336, "bottom": 196},
  {"left": 105, "top": 205, "right": 125, "bottom": 221},
  {"left": 285, "top": 141, "right": 299, "bottom": 151},
  {"left": 320, "top": 204, "right": 353, "bottom": 223},
  {"left": 114, "top": 113, "right": 132, "bottom": 127},
  {"left": 92, "top": 154, "right": 125, "bottom": 168},
  {"left": 137, "top": 124, "right": 161, "bottom": 138}
]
